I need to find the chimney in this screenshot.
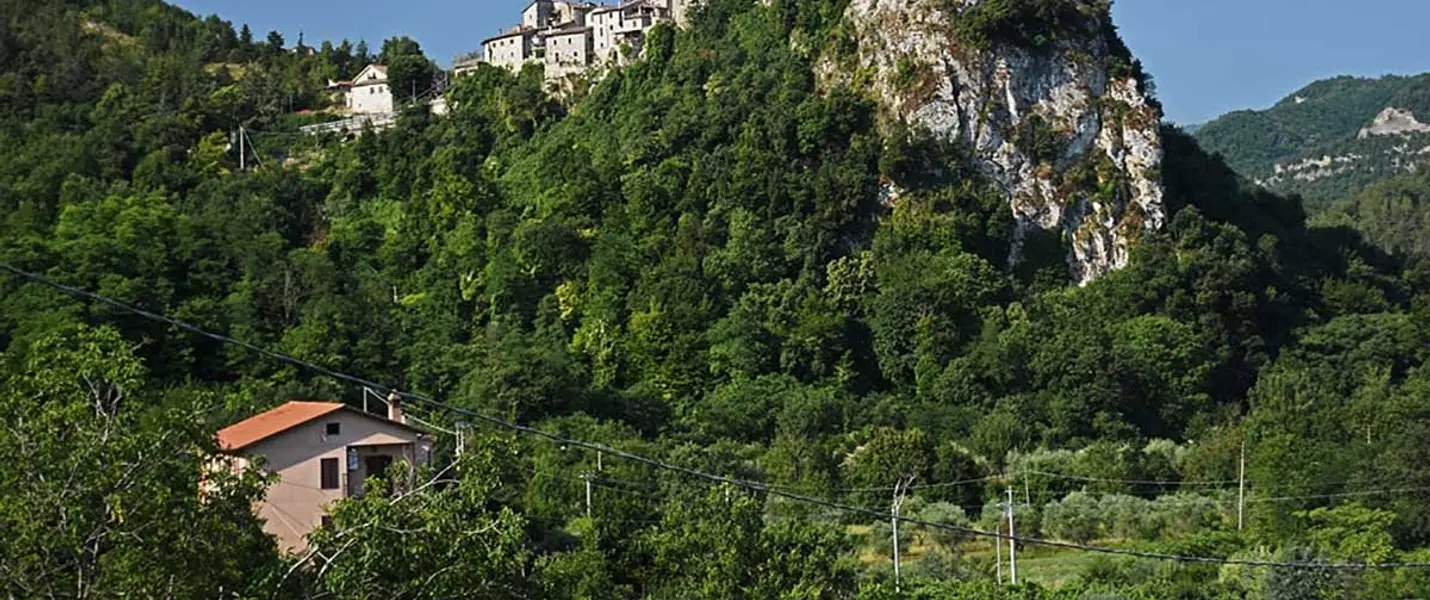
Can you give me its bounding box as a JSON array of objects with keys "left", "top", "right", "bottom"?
[{"left": 387, "top": 391, "right": 404, "bottom": 424}]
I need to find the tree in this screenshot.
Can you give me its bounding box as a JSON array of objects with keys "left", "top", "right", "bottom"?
[
  {"left": 841, "top": 428, "right": 935, "bottom": 507},
  {"left": 305, "top": 438, "right": 531, "bottom": 599},
  {"left": 1043, "top": 491, "right": 1103, "bottom": 543},
  {"left": 379, "top": 36, "right": 424, "bottom": 63},
  {"left": 0, "top": 325, "right": 285, "bottom": 598},
  {"left": 1264, "top": 547, "right": 1353, "bottom": 600},
  {"left": 649, "top": 486, "right": 855, "bottom": 600},
  {"left": 266, "top": 30, "right": 285, "bottom": 51},
  {"left": 1302, "top": 503, "right": 1396, "bottom": 564},
  {"left": 388, "top": 53, "right": 437, "bottom": 101},
  {"left": 915, "top": 501, "right": 974, "bottom": 549}
]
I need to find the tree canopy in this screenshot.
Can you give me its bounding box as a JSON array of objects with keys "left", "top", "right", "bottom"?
[{"left": 3, "top": 0, "right": 1430, "bottom": 598}]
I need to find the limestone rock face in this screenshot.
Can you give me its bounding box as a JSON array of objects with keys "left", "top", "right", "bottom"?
[{"left": 835, "top": 0, "right": 1166, "bottom": 284}]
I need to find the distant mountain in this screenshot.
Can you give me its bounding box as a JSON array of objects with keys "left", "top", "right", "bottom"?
[{"left": 1195, "top": 73, "right": 1430, "bottom": 210}]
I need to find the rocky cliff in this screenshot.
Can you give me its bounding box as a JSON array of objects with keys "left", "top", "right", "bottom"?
[{"left": 827, "top": 0, "right": 1166, "bottom": 284}]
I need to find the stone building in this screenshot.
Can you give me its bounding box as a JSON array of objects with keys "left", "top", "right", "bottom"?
[
  {"left": 544, "top": 24, "right": 595, "bottom": 79},
  {"left": 476, "top": 0, "right": 696, "bottom": 82},
  {"left": 481, "top": 28, "right": 539, "bottom": 74}
]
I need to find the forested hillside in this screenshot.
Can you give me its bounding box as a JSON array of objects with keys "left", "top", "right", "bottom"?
[
  {"left": 1316, "top": 169, "right": 1430, "bottom": 258},
  {"left": 5, "top": 0, "right": 1430, "bottom": 598},
  {"left": 1196, "top": 73, "right": 1430, "bottom": 210}
]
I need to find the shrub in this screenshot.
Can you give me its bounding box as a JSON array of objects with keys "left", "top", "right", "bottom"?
[
  {"left": 915, "top": 501, "right": 972, "bottom": 549},
  {"left": 1154, "top": 493, "right": 1225, "bottom": 537},
  {"left": 952, "top": 0, "right": 1109, "bottom": 52},
  {"left": 1043, "top": 490, "right": 1102, "bottom": 543},
  {"left": 1099, "top": 493, "right": 1162, "bottom": 541}
]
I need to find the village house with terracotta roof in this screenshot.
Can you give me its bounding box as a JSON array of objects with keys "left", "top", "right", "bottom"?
[{"left": 213, "top": 398, "right": 432, "bottom": 553}]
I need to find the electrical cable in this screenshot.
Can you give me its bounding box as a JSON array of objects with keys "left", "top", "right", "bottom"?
[
  {"left": 763, "top": 475, "right": 1000, "bottom": 493},
  {"left": 1020, "top": 470, "right": 1430, "bottom": 502},
  {"left": 1019, "top": 469, "right": 1239, "bottom": 487},
  {"left": 5, "top": 262, "right": 1430, "bottom": 570},
  {"left": 1250, "top": 486, "right": 1430, "bottom": 504}
]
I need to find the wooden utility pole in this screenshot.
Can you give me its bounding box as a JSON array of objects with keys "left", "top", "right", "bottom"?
[
  {"left": 582, "top": 472, "right": 594, "bottom": 518},
  {"left": 1238, "top": 439, "right": 1246, "bottom": 531},
  {"left": 996, "top": 509, "right": 1003, "bottom": 585},
  {"left": 891, "top": 476, "right": 915, "bottom": 593},
  {"left": 1007, "top": 487, "right": 1018, "bottom": 585}
]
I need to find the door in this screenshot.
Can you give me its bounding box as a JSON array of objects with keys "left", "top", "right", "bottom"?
[{"left": 362, "top": 455, "right": 393, "bottom": 496}]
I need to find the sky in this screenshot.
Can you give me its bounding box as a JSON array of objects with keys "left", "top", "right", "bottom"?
[{"left": 172, "top": 0, "right": 1430, "bottom": 125}]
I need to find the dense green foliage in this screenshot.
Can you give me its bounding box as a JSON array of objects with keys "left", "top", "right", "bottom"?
[
  {"left": 5, "top": 0, "right": 1430, "bottom": 598},
  {"left": 1316, "top": 169, "right": 1430, "bottom": 258},
  {"left": 952, "top": 0, "right": 1110, "bottom": 51}
]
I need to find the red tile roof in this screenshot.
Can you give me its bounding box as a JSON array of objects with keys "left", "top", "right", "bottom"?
[{"left": 217, "top": 401, "right": 346, "bottom": 452}]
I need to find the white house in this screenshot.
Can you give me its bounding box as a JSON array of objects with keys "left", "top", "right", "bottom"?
[
  {"left": 544, "top": 24, "right": 594, "bottom": 79},
  {"left": 453, "top": 55, "right": 483, "bottom": 78},
  {"left": 590, "top": 5, "right": 622, "bottom": 63},
  {"left": 332, "top": 65, "right": 394, "bottom": 115},
  {"left": 478, "top": 0, "right": 695, "bottom": 79},
  {"left": 481, "top": 28, "right": 539, "bottom": 74}
]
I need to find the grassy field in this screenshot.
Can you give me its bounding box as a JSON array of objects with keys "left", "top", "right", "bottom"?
[
  {"left": 969, "top": 543, "right": 1106, "bottom": 587},
  {"left": 850, "top": 526, "right": 1115, "bottom": 589}
]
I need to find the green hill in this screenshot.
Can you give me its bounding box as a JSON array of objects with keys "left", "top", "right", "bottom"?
[
  {"left": 1195, "top": 73, "right": 1430, "bottom": 210},
  {"left": 5, "top": 1, "right": 1430, "bottom": 598}
]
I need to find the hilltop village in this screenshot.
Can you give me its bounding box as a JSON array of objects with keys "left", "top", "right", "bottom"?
[
  {"left": 315, "top": 0, "right": 695, "bottom": 133},
  {"left": 462, "top": 0, "right": 696, "bottom": 81}
]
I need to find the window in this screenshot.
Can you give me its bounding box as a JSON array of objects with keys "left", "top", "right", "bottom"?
[
  {"left": 320, "top": 458, "right": 340, "bottom": 490},
  {"left": 320, "top": 515, "right": 333, "bottom": 528},
  {"left": 325, "top": 422, "right": 341, "bottom": 436}
]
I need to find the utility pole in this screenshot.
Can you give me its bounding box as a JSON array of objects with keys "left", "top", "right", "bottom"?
[
  {"left": 582, "top": 472, "right": 594, "bottom": 518},
  {"left": 239, "top": 125, "right": 246, "bottom": 170},
  {"left": 891, "top": 475, "right": 915, "bottom": 593},
  {"left": 1238, "top": 439, "right": 1246, "bottom": 532},
  {"left": 996, "top": 509, "right": 1003, "bottom": 585},
  {"left": 1006, "top": 487, "right": 1018, "bottom": 585}
]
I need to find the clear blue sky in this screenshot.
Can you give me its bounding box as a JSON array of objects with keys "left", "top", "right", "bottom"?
[{"left": 173, "top": 0, "right": 1430, "bottom": 125}]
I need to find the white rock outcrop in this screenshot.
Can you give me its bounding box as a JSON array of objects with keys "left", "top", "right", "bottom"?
[
  {"left": 1358, "top": 107, "right": 1430, "bottom": 139},
  {"left": 832, "top": 0, "right": 1166, "bottom": 284}
]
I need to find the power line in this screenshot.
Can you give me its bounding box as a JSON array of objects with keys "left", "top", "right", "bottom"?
[
  {"left": 0, "top": 263, "right": 394, "bottom": 394},
  {"left": 1251, "top": 486, "right": 1430, "bottom": 504},
  {"left": 5, "top": 262, "right": 1430, "bottom": 571},
  {"left": 1022, "top": 468, "right": 1430, "bottom": 502},
  {"left": 1019, "top": 469, "right": 1239, "bottom": 487},
  {"left": 588, "top": 480, "right": 664, "bottom": 501},
  {"left": 803, "top": 475, "right": 1000, "bottom": 493}
]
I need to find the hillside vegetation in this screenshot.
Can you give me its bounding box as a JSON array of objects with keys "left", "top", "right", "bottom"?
[
  {"left": 5, "top": 0, "right": 1430, "bottom": 598},
  {"left": 1196, "top": 73, "right": 1430, "bottom": 210},
  {"left": 1316, "top": 170, "right": 1430, "bottom": 258}
]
